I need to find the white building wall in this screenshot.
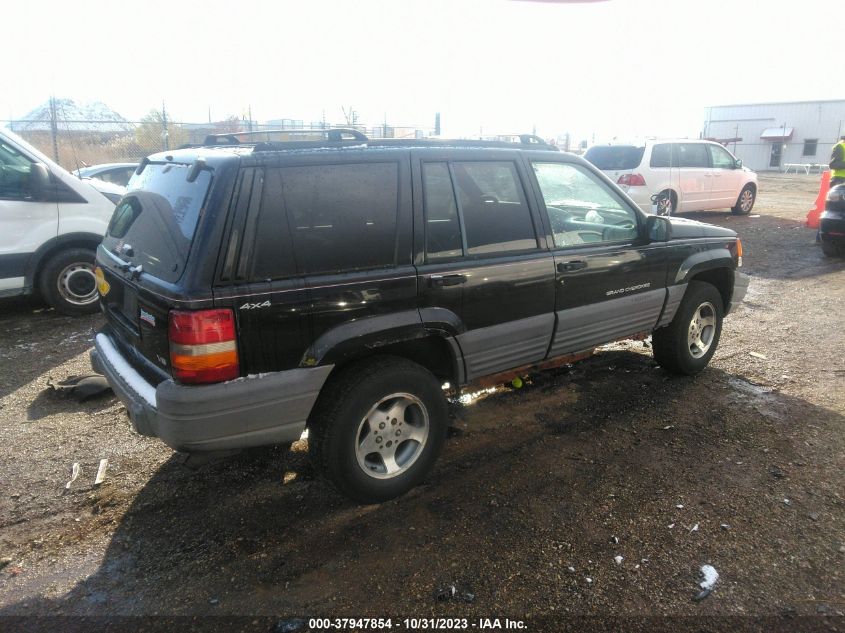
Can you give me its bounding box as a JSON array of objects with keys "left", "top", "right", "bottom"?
[{"left": 703, "top": 100, "right": 845, "bottom": 172}]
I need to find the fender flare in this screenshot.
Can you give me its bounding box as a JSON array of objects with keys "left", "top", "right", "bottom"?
[
  {"left": 302, "top": 308, "right": 469, "bottom": 385},
  {"left": 25, "top": 232, "right": 104, "bottom": 288},
  {"left": 674, "top": 248, "right": 734, "bottom": 285}
]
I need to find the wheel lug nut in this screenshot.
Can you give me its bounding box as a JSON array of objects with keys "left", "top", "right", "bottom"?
[
  {"left": 395, "top": 430, "right": 401, "bottom": 436},
  {"left": 376, "top": 436, "right": 382, "bottom": 443},
  {"left": 387, "top": 441, "right": 392, "bottom": 447},
  {"left": 391, "top": 418, "right": 397, "bottom": 426},
  {"left": 379, "top": 422, "right": 386, "bottom": 429}
]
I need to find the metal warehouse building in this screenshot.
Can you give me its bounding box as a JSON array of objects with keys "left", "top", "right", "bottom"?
[{"left": 702, "top": 99, "right": 845, "bottom": 172}]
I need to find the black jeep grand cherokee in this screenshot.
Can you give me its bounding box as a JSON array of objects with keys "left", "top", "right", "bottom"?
[{"left": 90, "top": 130, "right": 748, "bottom": 503}]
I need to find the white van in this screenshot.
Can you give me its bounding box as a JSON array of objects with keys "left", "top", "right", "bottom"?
[
  {"left": 584, "top": 139, "right": 758, "bottom": 216},
  {"left": 0, "top": 128, "right": 123, "bottom": 315}
]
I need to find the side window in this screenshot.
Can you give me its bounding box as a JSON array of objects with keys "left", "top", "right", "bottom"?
[
  {"left": 649, "top": 143, "right": 677, "bottom": 168},
  {"left": 422, "top": 162, "right": 462, "bottom": 261},
  {"left": 0, "top": 140, "right": 34, "bottom": 200},
  {"left": 708, "top": 144, "right": 736, "bottom": 169},
  {"left": 450, "top": 161, "right": 537, "bottom": 255},
  {"left": 678, "top": 143, "right": 710, "bottom": 168},
  {"left": 532, "top": 162, "right": 639, "bottom": 247},
  {"left": 281, "top": 162, "right": 399, "bottom": 275},
  {"left": 249, "top": 168, "right": 298, "bottom": 281}
]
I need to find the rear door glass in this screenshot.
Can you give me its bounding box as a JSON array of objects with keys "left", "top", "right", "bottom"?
[
  {"left": 281, "top": 162, "right": 399, "bottom": 274},
  {"left": 583, "top": 146, "right": 645, "bottom": 170},
  {"left": 678, "top": 144, "right": 710, "bottom": 168},
  {"left": 103, "top": 163, "right": 212, "bottom": 283}
]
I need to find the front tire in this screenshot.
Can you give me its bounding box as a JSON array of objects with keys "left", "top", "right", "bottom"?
[
  {"left": 38, "top": 248, "right": 99, "bottom": 316},
  {"left": 308, "top": 357, "right": 448, "bottom": 503},
  {"left": 731, "top": 185, "right": 755, "bottom": 215},
  {"left": 653, "top": 281, "right": 724, "bottom": 375}
]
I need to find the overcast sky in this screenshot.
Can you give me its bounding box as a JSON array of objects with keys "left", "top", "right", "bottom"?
[{"left": 2, "top": 0, "right": 837, "bottom": 141}]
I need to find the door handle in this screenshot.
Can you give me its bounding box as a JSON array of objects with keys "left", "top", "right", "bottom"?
[
  {"left": 557, "top": 260, "right": 587, "bottom": 273},
  {"left": 429, "top": 274, "right": 467, "bottom": 287}
]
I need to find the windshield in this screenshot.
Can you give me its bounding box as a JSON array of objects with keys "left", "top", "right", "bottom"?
[
  {"left": 103, "top": 163, "right": 212, "bottom": 283},
  {"left": 583, "top": 145, "right": 645, "bottom": 171}
]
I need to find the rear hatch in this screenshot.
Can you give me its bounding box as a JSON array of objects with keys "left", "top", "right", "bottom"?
[
  {"left": 97, "top": 161, "right": 214, "bottom": 383},
  {"left": 583, "top": 145, "right": 645, "bottom": 186}
]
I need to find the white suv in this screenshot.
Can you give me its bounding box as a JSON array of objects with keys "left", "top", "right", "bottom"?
[
  {"left": 0, "top": 128, "right": 123, "bottom": 315},
  {"left": 584, "top": 139, "right": 758, "bottom": 216}
]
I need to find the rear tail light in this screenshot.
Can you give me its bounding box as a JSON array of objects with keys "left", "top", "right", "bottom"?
[
  {"left": 169, "top": 309, "right": 239, "bottom": 384},
  {"left": 617, "top": 173, "right": 646, "bottom": 187}
]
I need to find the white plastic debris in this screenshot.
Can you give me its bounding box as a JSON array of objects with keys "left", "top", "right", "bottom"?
[
  {"left": 94, "top": 459, "right": 108, "bottom": 486},
  {"left": 585, "top": 577, "right": 593, "bottom": 584},
  {"left": 663, "top": 425, "right": 674, "bottom": 430},
  {"left": 699, "top": 565, "right": 719, "bottom": 590},
  {"left": 567, "top": 566, "right": 575, "bottom": 573},
  {"left": 689, "top": 523, "right": 699, "bottom": 533},
  {"left": 614, "top": 555, "right": 623, "bottom": 565},
  {"left": 668, "top": 523, "right": 675, "bottom": 529},
  {"left": 749, "top": 352, "right": 767, "bottom": 360},
  {"left": 65, "top": 463, "right": 81, "bottom": 489},
  {"left": 783, "top": 498, "right": 791, "bottom": 505},
  {"left": 676, "top": 504, "right": 684, "bottom": 509},
  {"left": 694, "top": 564, "right": 719, "bottom": 601}
]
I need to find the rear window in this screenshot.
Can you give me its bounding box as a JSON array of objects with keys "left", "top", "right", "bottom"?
[
  {"left": 583, "top": 146, "right": 645, "bottom": 171},
  {"left": 103, "top": 163, "right": 212, "bottom": 283}
]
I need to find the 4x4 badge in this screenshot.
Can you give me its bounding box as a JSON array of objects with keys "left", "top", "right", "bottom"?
[{"left": 239, "top": 300, "right": 271, "bottom": 310}]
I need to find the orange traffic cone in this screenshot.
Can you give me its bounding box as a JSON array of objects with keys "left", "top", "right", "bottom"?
[{"left": 806, "top": 170, "right": 831, "bottom": 229}]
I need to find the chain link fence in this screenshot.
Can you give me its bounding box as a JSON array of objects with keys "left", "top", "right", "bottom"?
[{"left": 2, "top": 118, "right": 436, "bottom": 171}]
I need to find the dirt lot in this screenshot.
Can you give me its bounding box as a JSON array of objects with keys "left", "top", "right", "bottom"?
[{"left": 0, "top": 174, "right": 843, "bottom": 631}]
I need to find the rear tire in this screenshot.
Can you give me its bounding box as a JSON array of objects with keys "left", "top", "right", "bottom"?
[
  {"left": 731, "top": 185, "right": 755, "bottom": 215},
  {"left": 821, "top": 240, "right": 840, "bottom": 257},
  {"left": 656, "top": 190, "right": 676, "bottom": 216},
  {"left": 653, "top": 281, "right": 724, "bottom": 375},
  {"left": 308, "top": 356, "right": 448, "bottom": 503},
  {"left": 38, "top": 248, "right": 99, "bottom": 316}
]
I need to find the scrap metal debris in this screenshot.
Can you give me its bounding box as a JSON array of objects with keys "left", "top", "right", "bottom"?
[
  {"left": 48, "top": 374, "right": 112, "bottom": 402},
  {"left": 435, "top": 584, "right": 475, "bottom": 603}
]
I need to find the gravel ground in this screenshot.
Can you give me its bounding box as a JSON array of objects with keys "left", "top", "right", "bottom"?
[{"left": 0, "top": 174, "right": 843, "bottom": 631}]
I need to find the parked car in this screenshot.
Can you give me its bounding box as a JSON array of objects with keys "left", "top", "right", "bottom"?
[
  {"left": 0, "top": 128, "right": 124, "bottom": 315},
  {"left": 584, "top": 139, "right": 758, "bottom": 216},
  {"left": 75, "top": 162, "right": 139, "bottom": 187},
  {"left": 89, "top": 130, "right": 748, "bottom": 503},
  {"left": 821, "top": 183, "right": 845, "bottom": 257}
]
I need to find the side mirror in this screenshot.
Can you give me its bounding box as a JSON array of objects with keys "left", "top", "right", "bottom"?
[
  {"left": 28, "top": 163, "right": 51, "bottom": 201},
  {"left": 735, "top": 158, "right": 743, "bottom": 169},
  {"left": 646, "top": 214, "right": 671, "bottom": 242}
]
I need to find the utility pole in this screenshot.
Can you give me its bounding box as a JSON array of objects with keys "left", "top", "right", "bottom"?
[
  {"left": 161, "top": 101, "right": 169, "bottom": 151},
  {"left": 49, "top": 96, "right": 59, "bottom": 163},
  {"left": 383, "top": 112, "right": 388, "bottom": 138},
  {"left": 434, "top": 112, "right": 441, "bottom": 136},
  {"left": 248, "top": 105, "right": 253, "bottom": 132}
]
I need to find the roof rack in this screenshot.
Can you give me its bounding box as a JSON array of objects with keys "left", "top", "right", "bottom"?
[
  {"left": 202, "top": 127, "right": 367, "bottom": 146},
  {"left": 187, "top": 128, "right": 559, "bottom": 153}
]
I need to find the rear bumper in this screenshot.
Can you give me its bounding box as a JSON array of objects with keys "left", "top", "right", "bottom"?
[
  {"left": 728, "top": 270, "right": 750, "bottom": 313},
  {"left": 618, "top": 185, "right": 653, "bottom": 213},
  {"left": 91, "top": 332, "right": 333, "bottom": 452}
]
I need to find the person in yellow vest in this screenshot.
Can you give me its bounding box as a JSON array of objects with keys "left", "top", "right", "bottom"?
[{"left": 829, "top": 135, "right": 845, "bottom": 186}]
